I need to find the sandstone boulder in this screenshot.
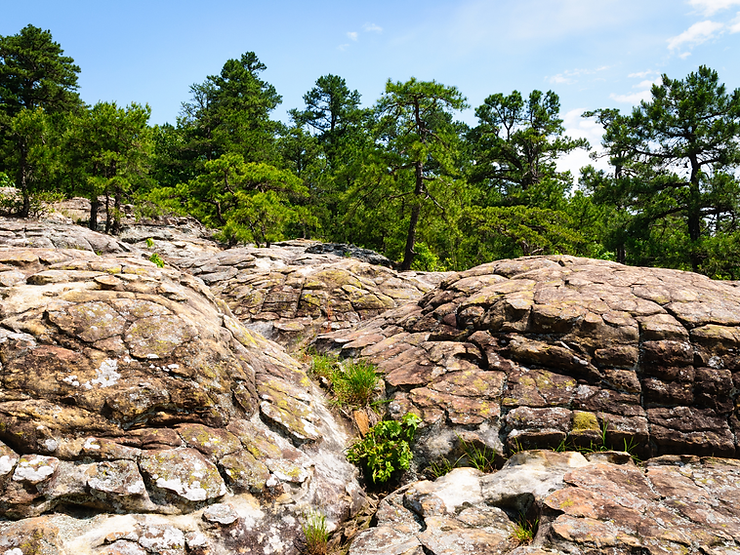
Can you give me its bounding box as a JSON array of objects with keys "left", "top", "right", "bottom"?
[
  {"left": 349, "top": 450, "right": 740, "bottom": 555},
  {"left": 317, "top": 255, "right": 740, "bottom": 461}
]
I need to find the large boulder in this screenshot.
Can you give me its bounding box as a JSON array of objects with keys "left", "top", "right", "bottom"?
[
  {"left": 316, "top": 255, "right": 740, "bottom": 462},
  {"left": 0, "top": 246, "right": 363, "bottom": 554}
]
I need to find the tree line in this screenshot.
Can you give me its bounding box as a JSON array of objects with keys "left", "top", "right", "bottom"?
[{"left": 2, "top": 24, "right": 740, "bottom": 277}]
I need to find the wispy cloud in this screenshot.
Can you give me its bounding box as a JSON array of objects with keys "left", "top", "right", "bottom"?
[
  {"left": 731, "top": 11, "right": 740, "bottom": 31},
  {"left": 609, "top": 76, "right": 659, "bottom": 104},
  {"left": 628, "top": 70, "right": 657, "bottom": 78},
  {"left": 547, "top": 66, "right": 610, "bottom": 85},
  {"left": 667, "top": 19, "right": 724, "bottom": 51},
  {"left": 688, "top": 0, "right": 740, "bottom": 15},
  {"left": 363, "top": 23, "right": 383, "bottom": 33},
  {"left": 347, "top": 31, "right": 359, "bottom": 41},
  {"left": 337, "top": 43, "right": 350, "bottom": 52}
]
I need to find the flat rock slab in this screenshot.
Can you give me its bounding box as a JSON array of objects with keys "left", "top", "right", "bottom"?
[{"left": 317, "top": 255, "right": 740, "bottom": 461}]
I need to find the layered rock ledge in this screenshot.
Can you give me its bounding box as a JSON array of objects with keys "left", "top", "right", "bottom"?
[
  {"left": 350, "top": 450, "right": 740, "bottom": 555},
  {"left": 317, "top": 255, "right": 740, "bottom": 461},
  {"left": 177, "top": 241, "right": 448, "bottom": 351}
]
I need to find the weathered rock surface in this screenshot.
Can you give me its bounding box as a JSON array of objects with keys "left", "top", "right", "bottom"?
[
  {"left": 0, "top": 218, "right": 134, "bottom": 255},
  {"left": 178, "top": 241, "right": 449, "bottom": 351},
  {"left": 349, "top": 450, "right": 740, "bottom": 555},
  {"left": 0, "top": 245, "right": 362, "bottom": 553},
  {"left": 317, "top": 255, "right": 740, "bottom": 462}
]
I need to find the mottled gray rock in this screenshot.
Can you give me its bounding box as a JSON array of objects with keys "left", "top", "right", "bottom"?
[
  {"left": 0, "top": 240, "right": 363, "bottom": 554},
  {"left": 181, "top": 242, "right": 450, "bottom": 351},
  {"left": 349, "top": 451, "right": 740, "bottom": 555}
]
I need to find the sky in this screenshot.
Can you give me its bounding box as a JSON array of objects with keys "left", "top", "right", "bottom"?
[{"left": 3, "top": 0, "right": 740, "bottom": 175}]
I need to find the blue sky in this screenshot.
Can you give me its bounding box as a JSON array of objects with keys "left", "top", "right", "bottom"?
[{"left": 3, "top": 0, "right": 740, "bottom": 172}]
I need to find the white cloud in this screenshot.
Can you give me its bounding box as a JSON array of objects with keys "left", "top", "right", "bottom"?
[
  {"left": 363, "top": 23, "right": 383, "bottom": 33},
  {"left": 609, "top": 76, "right": 657, "bottom": 104},
  {"left": 667, "top": 20, "right": 724, "bottom": 50},
  {"left": 610, "top": 90, "right": 653, "bottom": 104},
  {"left": 347, "top": 31, "right": 359, "bottom": 41},
  {"left": 688, "top": 0, "right": 740, "bottom": 15},
  {"left": 546, "top": 66, "right": 609, "bottom": 85},
  {"left": 557, "top": 108, "right": 610, "bottom": 178},
  {"left": 337, "top": 43, "right": 350, "bottom": 51},
  {"left": 628, "top": 70, "right": 657, "bottom": 78},
  {"left": 730, "top": 11, "right": 740, "bottom": 31}
]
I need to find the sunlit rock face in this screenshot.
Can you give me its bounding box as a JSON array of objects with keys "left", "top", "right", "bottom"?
[
  {"left": 0, "top": 245, "right": 362, "bottom": 554},
  {"left": 348, "top": 450, "right": 740, "bottom": 555},
  {"left": 178, "top": 240, "right": 450, "bottom": 352},
  {"left": 317, "top": 255, "right": 740, "bottom": 462}
]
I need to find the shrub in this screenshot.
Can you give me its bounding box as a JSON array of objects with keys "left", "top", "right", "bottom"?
[
  {"left": 346, "top": 412, "right": 421, "bottom": 485},
  {"left": 308, "top": 355, "right": 380, "bottom": 409}
]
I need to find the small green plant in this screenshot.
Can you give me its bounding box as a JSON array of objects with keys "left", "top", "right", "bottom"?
[
  {"left": 346, "top": 412, "right": 421, "bottom": 485},
  {"left": 309, "top": 353, "right": 339, "bottom": 381},
  {"left": 145, "top": 237, "right": 155, "bottom": 248},
  {"left": 332, "top": 359, "right": 380, "bottom": 408},
  {"left": 511, "top": 514, "right": 538, "bottom": 544},
  {"left": 426, "top": 457, "right": 457, "bottom": 479},
  {"left": 148, "top": 253, "right": 165, "bottom": 268},
  {"left": 308, "top": 354, "right": 380, "bottom": 409},
  {"left": 461, "top": 438, "right": 497, "bottom": 473},
  {"left": 301, "top": 510, "right": 330, "bottom": 555}
]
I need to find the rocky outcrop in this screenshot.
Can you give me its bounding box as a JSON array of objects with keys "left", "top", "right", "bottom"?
[
  {"left": 0, "top": 246, "right": 363, "bottom": 553},
  {"left": 349, "top": 450, "right": 740, "bottom": 555},
  {"left": 317, "top": 255, "right": 740, "bottom": 462},
  {"left": 0, "top": 218, "right": 134, "bottom": 255},
  {"left": 177, "top": 241, "right": 448, "bottom": 351}
]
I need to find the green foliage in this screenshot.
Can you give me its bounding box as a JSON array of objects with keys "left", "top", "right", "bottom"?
[
  {"left": 301, "top": 510, "right": 330, "bottom": 555},
  {"left": 346, "top": 412, "right": 421, "bottom": 485},
  {"left": 585, "top": 66, "right": 740, "bottom": 274},
  {"left": 145, "top": 237, "right": 155, "bottom": 248},
  {"left": 148, "top": 253, "right": 165, "bottom": 268},
  {"left": 461, "top": 439, "right": 497, "bottom": 473},
  {"left": 331, "top": 359, "right": 380, "bottom": 408},
  {"left": 64, "top": 101, "right": 153, "bottom": 232},
  {"left": 0, "top": 188, "right": 63, "bottom": 218},
  {"left": 469, "top": 89, "right": 588, "bottom": 204},
  {"left": 0, "top": 24, "right": 81, "bottom": 116},
  {"left": 512, "top": 514, "right": 538, "bottom": 544},
  {"left": 159, "top": 152, "right": 311, "bottom": 247},
  {"left": 424, "top": 437, "right": 497, "bottom": 479},
  {"left": 308, "top": 354, "right": 380, "bottom": 409}
]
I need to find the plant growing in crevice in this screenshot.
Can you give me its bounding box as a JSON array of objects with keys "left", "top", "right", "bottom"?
[
  {"left": 148, "top": 252, "right": 165, "bottom": 267},
  {"left": 460, "top": 438, "right": 497, "bottom": 473},
  {"left": 511, "top": 513, "right": 538, "bottom": 544},
  {"left": 346, "top": 412, "right": 421, "bottom": 486},
  {"left": 301, "top": 510, "right": 330, "bottom": 555},
  {"left": 308, "top": 354, "right": 381, "bottom": 410}
]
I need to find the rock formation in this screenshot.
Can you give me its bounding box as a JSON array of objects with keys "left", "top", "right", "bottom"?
[
  {"left": 3, "top": 217, "right": 740, "bottom": 554},
  {"left": 0, "top": 244, "right": 362, "bottom": 554},
  {"left": 317, "top": 255, "right": 740, "bottom": 463},
  {"left": 177, "top": 241, "right": 448, "bottom": 352},
  {"left": 349, "top": 450, "right": 740, "bottom": 555}
]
